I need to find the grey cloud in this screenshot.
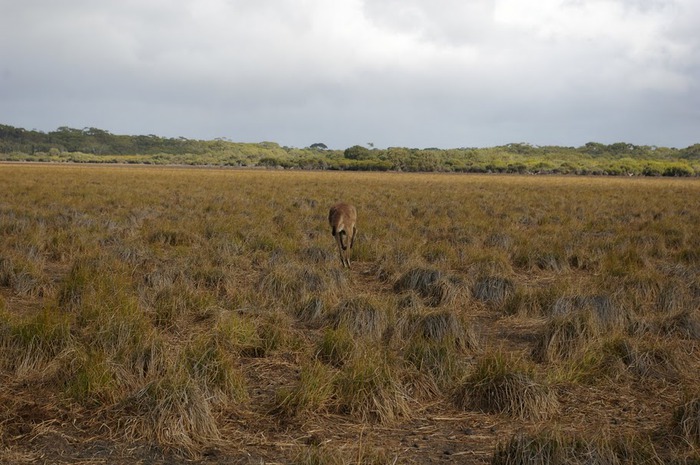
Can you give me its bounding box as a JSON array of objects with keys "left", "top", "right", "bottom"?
[
  {"left": 0, "top": 0, "right": 698, "bottom": 149},
  {"left": 362, "top": 0, "right": 495, "bottom": 45}
]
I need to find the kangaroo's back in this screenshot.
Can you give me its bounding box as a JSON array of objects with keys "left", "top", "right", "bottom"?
[
  {"left": 329, "top": 203, "right": 356, "bottom": 235},
  {"left": 328, "top": 203, "right": 357, "bottom": 268}
]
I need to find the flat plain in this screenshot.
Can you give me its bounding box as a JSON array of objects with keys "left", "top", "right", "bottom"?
[{"left": 1, "top": 164, "right": 699, "bottom": 464}]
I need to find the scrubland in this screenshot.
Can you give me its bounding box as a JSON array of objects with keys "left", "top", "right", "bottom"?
[{"left": 1, "top": 164, "right": 699, "bottom": 464}]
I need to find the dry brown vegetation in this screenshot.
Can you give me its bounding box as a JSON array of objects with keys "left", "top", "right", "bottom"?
[{"left": 1, "top": 164, "right": 699, "bottom": 464}]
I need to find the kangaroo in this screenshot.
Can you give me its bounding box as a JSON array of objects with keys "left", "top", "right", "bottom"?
[{"left": 328, "top": 203, "right": 357, "bottom": 268}]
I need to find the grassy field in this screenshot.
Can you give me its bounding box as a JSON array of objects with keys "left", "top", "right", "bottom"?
[{"left": 1, "top": 164, "right": 699, "bottom": 464}]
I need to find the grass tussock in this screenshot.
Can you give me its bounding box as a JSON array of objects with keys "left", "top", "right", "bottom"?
[
  {"left": 455, "top": 352, "right": 558, "bottom": 420},
  {"left": 184, "top": 335, "right": 247, "bottom": 404},
  {"left": 472, "top": 275, "right": 516, "bottom": 308},
  {"left": 532, "top": 309, "right": 603, "bottom": 363},
  {"left": 334, "top": 349, "right": 410, "bottom": 424},
  {"left": 296, "top": 295, "right": 327, "bottom": 324},
  {"left": 317, "top": 327, "right": 356, "bottom": 368},
  {"left": 0, "top": 307, "right": 74, "bottom": 376},
  {"left": 259, "top": 262, "right": 348, "bottom": 307},
  {"left": 492, "top": 430, "right": 663, "bottom": 465},
  {"left": 503, "top": 285, "right": 558, "bottom": 317},
  {"left": 404, "top": 336, "right": 468, "bottom": 391},
  {"left": 1, "top": 253, "right": 54, "bottom": 298},
  {"left": 674, "top": 395, "right": 700, "bottom": 446},
  {"left": 658, "top": 310, "right": 700, "bottom": 340},
  {"left": 118, "top": 368, "right": 220, "bottom": 456},
  {"left": 549, "top": 294, "right": 628, "bottom": 330},
  {"left": 582, "top": 337, "right": 681, "bottom": 382},
  {"left": 328, "top": 296, "right": 391, "bottom": 340},
  {"left": 275, "top": 360, "right": 336, "bottom": 417},
  {"left": 393, "top": 267, "right": 461, "bottom": 307},
  {"left": 403, "top": 309, "right": 480, "bottom": 352},
  {"left": 293, "top": 443, "right": 395, "bottom": 465}
]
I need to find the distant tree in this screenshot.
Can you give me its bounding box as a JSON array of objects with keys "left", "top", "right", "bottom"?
[
  {"left": 680, "top": 144, "right": 700, "bottom": 159},
  {"left": 504, "top": 143, "right": 536, "bottom": 154},
  {"left": 344, "top": 145, "right": 372, "bottom": 160},
  {"left": 581, "top": 142, "right": 606, "bottom": 155},
  {"left": 310, "top": 143, "right": 328, "bottom": 150}
]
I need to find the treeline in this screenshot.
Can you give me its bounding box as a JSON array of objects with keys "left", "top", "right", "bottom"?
[{"left": 1, "top": 124, "right": 699, "bottom": 175}]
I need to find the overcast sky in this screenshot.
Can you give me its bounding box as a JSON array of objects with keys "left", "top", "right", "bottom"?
[{"left": 1, "top": 0, "right": 698, "bottom": 149}]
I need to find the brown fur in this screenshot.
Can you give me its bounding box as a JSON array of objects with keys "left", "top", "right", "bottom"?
[{"left": 328, "top": 202, "right": 357, "bottom": 268}]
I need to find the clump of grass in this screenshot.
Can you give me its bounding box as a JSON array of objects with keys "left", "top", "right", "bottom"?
[
  {"left": 404, "top": 336, "right": 468, "bottom": 390},
  {"left": 532, "top": 310, "right": 603, "bottom": 363},
  {"left": 492, "top": 430, "right": 663, "bottom": 465},
  {"left": 617, "top": 268, "right": 665, "bottom": 313},
  {"left": 549, "top": 294, "right": 627, "bottom": 330},
  {"left": 0, "top": 256, "right": 14, "bottom": 286},
  {"left": 334, "top": 349, "right": 410, "bottom": 423},
  {"left": 275, "top": 360, "right": 336, "bottom": 417},
  {"left": 601, "top": 246, "right": 649, "bottom": 277},
  {"left": 316, "top": 327, "right": 356, "bottom": 368},
  {"left": 300, "top": 246, "right": 333, "bottom": 264},
  {"left": 536, "top": 250, "right": 570, "bottom": 272},
  {"left": 184, "top": 335, "right": 247, "bottom": 404},
  {"left": 1, "top": 254, "right": 53, "bottom": 298},
  {"left": 421, "top": 242, "right": 454, "bottom": 264},
  {"left": 254, "top": 311, "right": 293, "bottom": 356},
  {"left": 472, "top": 275, "right": 515, "bottom": 308},
  {"left": 259, "top": 264, "right": 309, "bottom": 304},
  {"left": 63, "top": 348, "right": 118, "bottom": 404},
  {"left": 503, "top": 285, "right": 558, "bottom": 317},
  {"left": 674, "top": 395, "right": 700, "bottom": 446},
  {"left": 327, "top": 296, "right": 390, "bottom": 340},
  {"left": 404, "top": 309, "right": 480, "bottom": 352},
  {"left": 293, "top": 444, "right": 343, "bottom": 465},
  {"left": 656, "top": 279, "right": 699, "bottom": 315},
  {"left": 293, "top": 443, "right": 393, "bottom": 465},
  {"left": 296, "top": 296, "right": 327, "bottom": 324},
  {"left": 259, "top": 263, "right": 345, "bottom": 306},
  {"left": 591, "top": 337, "right": 679, "bottom": 381},
  {"left": 151, "top": 284, "right": 216, "bottom": 331},
  {"left": 118, "top": 368, "right": 220, "bottom": 456},
  {"left": 393, "top": 267, "right": 460, "bottom": 307},
  {"left": 397, "top": 291, "right": 423, "bottom": 312},
  {"left": 147, "top": 228, "right": 199, "bottom": 247},
  {"left": 511, "top": 244, "right": 569, "bottom": 272},
  {"left": 484, "top": 232, "right": 513, "bottom": 250},
  {"left": 455, "top": 352, "right": 558, "bottom": 420},
  {"left": 0, "top": 307, "right": 74, "bottom": 376},
  {"left": 214, "top": 311, "right": 260, "bottom": 355},
  {"left": 190, "top": 265, "right": 232, "bottom": 296},
  {"left": 658, "top": 310, "right": 700, "bottom": 340},
  {"left": 53, "top": 261, "right": 170, "bottom": 404},
  {"left": 142, "top": 265, "right": 182, "bottom": 293}
]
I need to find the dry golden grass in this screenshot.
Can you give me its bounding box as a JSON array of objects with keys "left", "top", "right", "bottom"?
[{"left": 0, "top": 164, "right": 699, "bottom": 463}]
